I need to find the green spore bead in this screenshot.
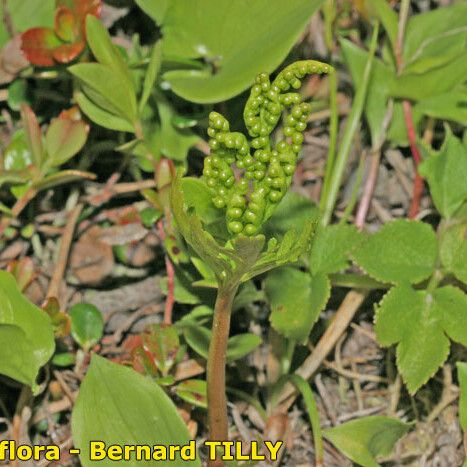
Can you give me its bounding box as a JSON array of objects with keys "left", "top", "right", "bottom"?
[
  {"left": 203, "top": 59, "right": 334, "bottom": 236},
  {"left": 228, "top": 221, "right": 243, "bottom": 234},
  {"left": 213, "top": 197, "right": 225, "bottom": 209},
  {"left": 244, "top": 224, "right": 258, "bottom": 236},
  {"left": 269, "top": 191, "right": 282, "bottom": 203},
  {"left": 244, "top": 211, "right": 258, "bottom": 224},
  {"left": 227, "top": 208, "right": 243, "bottom": 219}
]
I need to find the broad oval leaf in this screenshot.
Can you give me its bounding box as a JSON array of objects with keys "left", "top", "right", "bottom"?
[
  {"left": 72, "top": 355, "right": 200, "bottom": 466},
  {"left": 69, "top": 303, "right": 104, "bottom": 351},
  {"left": 324, "top": 416, "right": 411, "bottom": 467},
  {"left": 45, "top": 118, "right": 88, "bottom": 166},
  {"left": 351, "top": 220, "right": 437, "bottom": 284},
  {"left": 160, "top": 0, "right": 325, "bottom": 103},
  {"left": 0, "top": 270, "right": 55, "bottom": 390},
  {"left": 266, "top": 267, "right": 330, "bottom": 343}
]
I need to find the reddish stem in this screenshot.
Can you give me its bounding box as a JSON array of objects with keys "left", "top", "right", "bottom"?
[
  {"left": 402, "top": 100, "right": 424, "bottom": 218},
  {"left": 157, "top": 219, "right": 175, "bottom": 324}
]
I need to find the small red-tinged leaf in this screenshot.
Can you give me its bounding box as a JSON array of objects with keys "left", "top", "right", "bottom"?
[
  {"left": 55, "top": 6, "right": 78, "bottom": 42},
  {"left": 41, "top": 297, "right": 71, "bottom": 338},
  {"left": 53, "top": 41, "right": 86, "bottom": 63},
  {"left": 57, "top": 105, "right": 82, "bottom": 121},
  {"left": 21, "top": 28, "right": 62, "bottom": 67},
  {"left": 45, "top": 117, "right": 89, "bottom": 166},
  {"left": 174, "top": 379, "right": 207, "bottom": 409},
  {"left": 20, "top": 104, "right": 44, "bottom": 167},
  {"left": 6, "top": 257, "right": 37, "bottom": 292},
  {"left": 73, "top": 0, "right": 102, "bottom": 22}
]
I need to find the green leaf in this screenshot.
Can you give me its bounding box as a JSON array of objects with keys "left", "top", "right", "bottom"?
[
  {"left": 71, "top": 355, "right": 200, "bottom": 467},
  {"left": 181, "top": 177, "right": 222, "bottom": 225},
  {"left": 85, "top": 16, "right": 134, "bottom": 92},
  {"left": 32, "top": 169, "right": 95, "bottom": 191},
  {"left": 140, "top": 41, "right": 162, "bottom": 113},
  {"left": 403, "top": 34, "right": 466, "bottom": 76},
  {"left": 226, "top": 333, "right": 262, "bottom": 362},
  {"left": 161, "top": 0, "right": 325, "bottom": 103},
  {"left": 440, "top": 221, "right": 467, "bottom": 283},
  {"left": 266, "top": 268, "right": 330, "bottom": 343},
  {"left": 403, "top": 3, "right": 467, "bottom": 67},
  {"left": 45, "top": 118, "right": 88, "bottom": 167},
  {"left": 184, "top": 325, "right": 261, "bottom": 363},
  {"left": 244, "top": 221, "right": 315, "bottom": 281},
  {"left": 75, "top": 92, "right": 135, "bottom": 133},
  {"left": 352, "top": 220, "right": 437, "bottom": 284},
  {"left": 262, "top": 191, "right": 319, "bottom": 238},
  {"left": 174, "top": 379, "right": 207, "bottom": 408},
  {"left": 160, "top": 269, "right": 202, "bottom": 305},
  {"left": 457, "top": 362, "right": 467, "bottom": 430},
  {"left": 310, "top": 224, "right": 361, "bottom": 275},
  {"left": 3, "top": 131, "right": 33, "bottom": 171},
  {"left": 433, "top": 286, "right": 467, "bottom": 346},
  {"left": 340, "top": 38, "right": 395, "bottom": 144},
  {"left": 69, "top": 63, "right": 137, "bottom": 124},
  {"left": 391, "top": 52, "right": 467, "bottom": 101},
  {"left": 134, "top": 0, "right": 168, "bottom": 24},
  {"left": 0, "top": 0, "right": 54, "bottom": 47},
  {"left": 154, "top": 97, "right": 200, "bottom": 161},
  {"left": 375, "top": 284, "right": 467, "bottom": 394},
  {"left": 414, "top": 91, "right": 467, "bottom": 126},
  {"left": 171, "top": 176, "right": 236, "bottom": 281},
  {"left": 0, "top": 271, "right": 54, "bottom": 390},
  {"left": 419, "top": 130, "right": 467, "bottom": 218},
  {"left": 324, "top": 416, "right": 411, "bottom": 467},
  {"left": 364, "top": 0, "right": 398, "bottom": 50},
  {"left": 69, "top": 303, "right": 104, "bottom": 351}
]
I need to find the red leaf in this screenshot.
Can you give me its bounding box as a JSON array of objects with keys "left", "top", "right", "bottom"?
[
  {"left": 52, "top": 41, "right": 85, "bottom": 63},
  {"left": 21, "top": 0, "right": 102, "bottom": 67},
  {"left": 58, "top": 106, "right": 83, "bottom": 121},
  {"left": 21, "top": 28, "right": 62, "bottom": 67},
  {"left": 55, "top": 6, "right": 79, "bottom": 42}
]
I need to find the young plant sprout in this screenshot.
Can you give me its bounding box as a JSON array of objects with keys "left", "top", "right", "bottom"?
[{"left": 171, "top": 60, "right": 334, "bottom": 465}]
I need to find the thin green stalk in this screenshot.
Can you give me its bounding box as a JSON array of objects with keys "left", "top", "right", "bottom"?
[
  {"left": 323, "top": 0, "right": 336, "bottom": 51},
  {"left": 207, "top": 282, "right": 239, "bottom": 466},
  {"left": 320, "top": 22, "right": 380, "bottom": 226},
  {"left": 288, "top": 375, "right": 324, "bottom": 467},
  {"left": 339, "top": 149, "right": 366, "bottom": 225}
]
